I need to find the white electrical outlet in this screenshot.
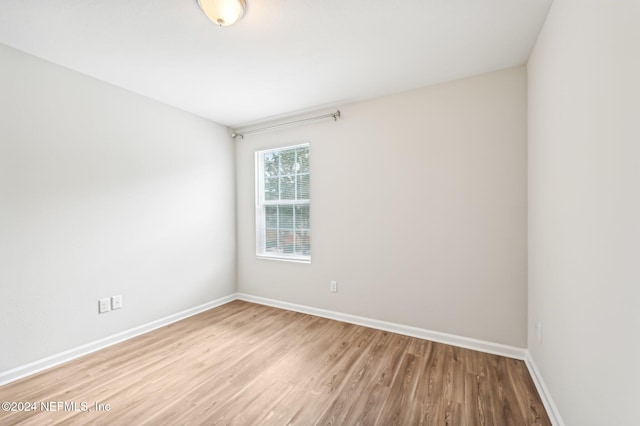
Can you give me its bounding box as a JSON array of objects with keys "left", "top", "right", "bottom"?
[
  {"left": 330, "top": 280, "right": 338, "bottom": 293},
  {"left": 111, "top": 295, "right": 123, "bottom": 310},
  {"left": 99, "top": 298, "right": 111, "bottom": 314},
  {"left": 536, "top": 321, "right": 543, "bottom": 343}
]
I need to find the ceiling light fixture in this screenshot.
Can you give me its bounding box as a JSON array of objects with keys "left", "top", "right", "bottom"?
[{"left": 197, "top": 0, "right": 246, "bottom": 27}]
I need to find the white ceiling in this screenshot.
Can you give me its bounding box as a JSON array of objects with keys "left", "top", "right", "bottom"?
[{"left": 0, "top": 0, "right": 551, "bottom": 127}]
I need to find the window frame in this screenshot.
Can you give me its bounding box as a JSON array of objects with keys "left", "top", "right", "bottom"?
[{"left": 255, "top": 142, "right": 311, "bottom": 263}]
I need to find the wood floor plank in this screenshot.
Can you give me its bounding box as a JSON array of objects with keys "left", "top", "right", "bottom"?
[
  {"left": 0, "top": 300, "right": 551, "bottom": 425},
  {"left": 267, "top": 323, "right": 373, "bottom": 424}
]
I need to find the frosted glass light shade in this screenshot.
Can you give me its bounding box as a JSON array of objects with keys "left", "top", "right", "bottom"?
[{"left": 198, "top": 0, "right": 246, "bottom": 27}]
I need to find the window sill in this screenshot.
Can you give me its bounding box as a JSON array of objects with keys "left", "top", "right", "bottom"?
[{"left": 256, "top": 255, "right": 311, "bottom": 264}]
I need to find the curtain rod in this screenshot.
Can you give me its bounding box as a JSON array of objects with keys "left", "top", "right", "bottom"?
[{"left": 231, "top": 110, "right": 341, "bottom": 139}]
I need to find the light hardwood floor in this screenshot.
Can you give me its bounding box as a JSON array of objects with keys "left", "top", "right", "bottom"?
[{"left": 0, "top": 300, "right": 550, "bottom": 425}]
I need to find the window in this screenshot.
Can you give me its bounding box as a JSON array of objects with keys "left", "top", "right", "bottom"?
[{"left": 256, "top": 143, "right": 310, "bottom": 262}]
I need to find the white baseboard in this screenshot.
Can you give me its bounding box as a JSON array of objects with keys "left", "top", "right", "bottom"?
[
  {"left": 1, "top": 291, "right": 536, "bottom": 404},
  {"left": 236, "top": 293, "right": 526, "bottom": 360},
  {"left": 2, "top": 292, "right": 560, "bottom": 425},
  {"left": 0, "top": 294, "right": 237, "bottom": 387},
  {"left": 524, "top": 351, "right": 565, "bottom": 426}
]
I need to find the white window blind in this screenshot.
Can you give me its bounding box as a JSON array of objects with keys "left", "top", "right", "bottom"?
[{"left": 256, "top": 143, "right": 310, "bottom": 261}]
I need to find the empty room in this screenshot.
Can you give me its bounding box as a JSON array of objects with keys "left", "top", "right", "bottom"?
[{"left": 0, "top": 0, "right": 637, "bottom": 425}]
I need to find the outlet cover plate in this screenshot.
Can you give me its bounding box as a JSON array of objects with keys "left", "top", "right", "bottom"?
[
  {"left": 99, "top": 298, "right": 111, "bottom": 314},
  {"left": 111, "top": 295, "right": 123, "bottom": 310}
]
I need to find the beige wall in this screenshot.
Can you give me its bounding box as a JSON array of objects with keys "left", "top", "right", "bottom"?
[
  {"left": 236, "top": 66, "right": 528, "bottom": 347},
  {"left": 0, "top": 44, "right": 236, "bottom": 371},
  {"left": 528, "top": 0, "right": 640, "bottom": 424}
]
